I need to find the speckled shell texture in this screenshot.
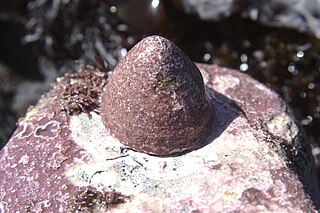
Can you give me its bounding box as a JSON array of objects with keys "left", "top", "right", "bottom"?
[{"left": 101, "top": 36, "right": 214, "bottom": 155}]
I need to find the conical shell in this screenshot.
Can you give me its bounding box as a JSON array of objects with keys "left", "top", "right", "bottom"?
[{"left": 101, "top": 35, "right": 214, "bottom": 155}]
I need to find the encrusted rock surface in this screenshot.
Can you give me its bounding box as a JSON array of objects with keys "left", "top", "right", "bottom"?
[{"left": 0, "top": 38, "right": 319, "bottom": 211}]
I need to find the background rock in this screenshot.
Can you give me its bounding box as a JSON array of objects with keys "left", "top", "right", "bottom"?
[{"left": 175, "top": 0, "right": 320, "bottom": 38}]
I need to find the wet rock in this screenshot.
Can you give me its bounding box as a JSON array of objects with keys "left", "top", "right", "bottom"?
[
  {"left": 0, "top": 36, "right": 319, "bottom": 212},
  {"left": 175, "top": 0, "right": 320, "bottom": 38}
]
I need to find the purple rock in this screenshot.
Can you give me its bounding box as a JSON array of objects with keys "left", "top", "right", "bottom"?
[{"left": 0, "top": 36, "right": 319, "bottom": 212}]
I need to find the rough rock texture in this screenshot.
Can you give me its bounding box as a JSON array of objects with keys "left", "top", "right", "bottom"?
[
  {"left": 0, "top": 38, "right": 319, "bottom": 211},
  {"left": 101, "top": 36, "right": 214, "bottom": 155}
]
